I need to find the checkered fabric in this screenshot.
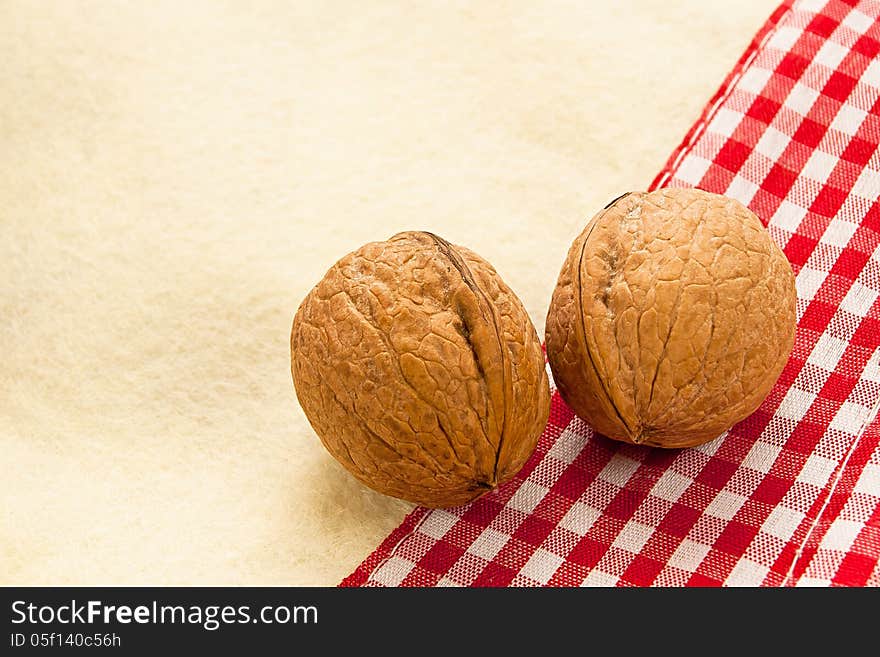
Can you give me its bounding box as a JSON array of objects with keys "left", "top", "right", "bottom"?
[{"left": 342, "top": 0, "right": 880, "bottom": 587}]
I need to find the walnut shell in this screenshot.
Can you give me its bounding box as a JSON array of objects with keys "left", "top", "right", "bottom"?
[
  {"left": 546, "top": 188, "right": 796, "bottom": 449},
  {"left": 291, "top": 231, "right": 550, "bottom": 507}
]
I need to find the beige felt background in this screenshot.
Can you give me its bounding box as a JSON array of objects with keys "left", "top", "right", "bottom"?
[{"left": 1, "top": 0, "right": 775, "bottom": 585}]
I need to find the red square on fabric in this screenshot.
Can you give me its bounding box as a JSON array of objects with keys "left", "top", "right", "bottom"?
[
  {"left": 792, "top": 118, "right": 828, "bottom": 147},
  {"left": 460, "top": 496, "right": 505, "bottom": 526},
  {"left": 863, "top": 204, "right": 880, "bottom": 233},
  {"left": 853, "top": 34, "right": 880, "bottom": 58},
  {"left": 687, "top": 572, "right": 723, "bottom": 587},
  {"left": 695, "top": 457, "right": 739, "bottom": 489},
  {"left": 622, "top": 555, "right": 665, "bottom": 586},
  {"left": 823, "top": 71, "right": 858, "bottom": 101},
  {"left": 784, "top": 233, "right": 819, "bottom": 266},
  {"left": 547, "top": 561, "right": 589, "bottom": 586},
  {"left": 831, "top": 248, "right": 870, "bottom": 280},
  {"left": 715, "top": 140, "right": 753, "bottom": 172},
  {"left": 752, "top": 474, "right": 791, "bottom": 506},
  {"left": 811, "top": 186, "right": 848, "bottom": 218},
  {"left": 657, "top": 503, "right": 702, "bottom": 538},
  {"left": 806, "top": 14, "right": 839, "bottom": 38},
  {"left": 472, "top": 562, "right": 517, "bottom": 587},
  {"left": 786, "top": 420, "right": 827, "bottom": 455},
  {"left": 604, "top": 488, "right": 648, "bottom": 521},
  {"left": 840, "top": 137, "right": 877, "bottom": 166},
  {"left": 819, "top": 371, "right": 857, "bottom": 401},
  {"left": 421, "top": 541, "right": 464, "bottom": 574},
  {"left": 568, "top": 537, "right": 611, "bottom": 569},
  {"left": 513, "top": 515, "right": 556, "bottom": 547},
  {"left": 852, "top": 316, "right": 880, "bottom": 347},
  {"left": 551, "top": 464, "right": 595, "bottom": 500},
  {"left": 777, "top": 52, "right": 811, "bottom": 79},
  {"left": 748, "top": 96, "right": 783, "bottom": 123},
  {"left": 833, "top": 552, "right": 876, "bottom": 586},
  {"left": 715, "top": 521, "right": 760, "bottom": 556},
  {"left": 762, "top": 164, "right": 799, "bottom": 197}
]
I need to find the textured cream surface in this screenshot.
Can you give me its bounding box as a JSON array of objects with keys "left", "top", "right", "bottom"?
[{"left": 1, "top": 0, "right": 773, "bottom": 584}]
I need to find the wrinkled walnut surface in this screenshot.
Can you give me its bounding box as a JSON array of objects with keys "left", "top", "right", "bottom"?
[
  {"left": 292, "top": 231, "right": 550, "bottom": 507},
  {"left": 546, "top": 188, "right": 796, "bottom": 448}
]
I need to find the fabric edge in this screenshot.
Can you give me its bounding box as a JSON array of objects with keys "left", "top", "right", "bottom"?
[
  {"left": 339, "top": 507, "right": 430, "bottom": 587},
  {"left": 649, "top": 0, "right": 795, "bottom": 192}
]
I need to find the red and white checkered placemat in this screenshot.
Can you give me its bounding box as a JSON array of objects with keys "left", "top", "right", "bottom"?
[{"left": 342, "top": 0, "right": 880, "bottom": 587}]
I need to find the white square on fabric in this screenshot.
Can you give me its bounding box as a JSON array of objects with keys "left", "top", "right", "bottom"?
[
  {"left": 668, "top": 539, "right": 711, "bottom": 572},
  {"left": 755, "top": 126, "right": 792, "bottom": 160},
  {"left": 694, "top": 433, "right": 726, "bottom": 455},
  {"left": 820, "top": 218, "right": 858, "bottom": 247},
  {"left": 598, "top": 454, "right": 641, "bottom": 487},
  {"left": 761, "top": 416, "right": 797, "bottom": 448},
  {"left": 815, "top": 40, "right": 849, "bottom": 70},
  {"left": 768, "top": 26, "right": 802, "bottom": 53},
  {"left": 726, "top": 174, "right": 760, "bottom": 204},
  {"left": 467, "top": 528, "right": 510, "bottom": 561},
  {"left": 830, "top": 104, "right": 867, "bottom": 136},
  {"left": 761, "top": 505, "right": 805, "bottom": 542},
  {"left": 507, "top": 480, "right": 549, "bottom": 514},
  {"left": 829, "top": 401, "right": 869, "bottom": 435},
  {"left": 739, "top": 66, "right": 773, "bottom": 94},
  {"left": 371, "top": 556, "right": 416, "bottom": 586},
  {"left": 705, "top": 490, "right": 748, "bottom": 520},
  {"left": 707, "top": 108, "right": 744, "bottom": 138},
  {"left": 546, "top": 427, "right": 585, "bottom": 464},
  {"left": 771, "top": 200, "right": 808, "bottom": 232},
  {"left": 840, "top": 282, "right": 879, "bottom": 317},
  {"left": 611, "top": 521, "right": 654, "bottom": 554},
  {"left": 807, "top": 333, "right": 849, "bottom": 371},
  {"left": 784, "top": 82, "right": 820, "bottom": 115},
  {"left": 796, "top": 454, "right": 839, "bottom": 488},
  {"left": 581, "top": 570, "right": 619, "bottom": 587},
  {"left": 862, "top": 59, "right": 880, "bottom": 89},
  {"left": 436, "top": 576, "right": 461, "bottom": 587},
  {"left": 796, "top": 576, "right": 832, "bottom": 587},
  {"left": 805, "top": 243, "right": 843, "bottom": 278},
  {"left": 418, "top": 509, "right": 459, "bottom": 540},
  {"left": 742, "top": 441, "right": 782, "bottom": 474},
  {"left": 797, "top": 0, "right": 833, "bottom": 13},
  {"left": 821, "top": 518, "right": 863, "bottom": 552},
  {"left": 795, "top": 266, "right": 827, "bottom": 302},
  {"left": 801, "top": 149, "right": 839, "bottom": 182},
  {"left": 726, "top": 558, "right": 771, "bottom": 586},
  {"left": 676, "top": 155, "right": 712, "bottom": 186},
  {"left": 651, "top": 469, "right": 694, "bottom": 503},
  {"left": 520, "top": 548, "right": 564, "bottom": 585},
  {"left": 558, "top": 502, "right": 601, "bottom": 536},
  {"left": 843, "top": 9, "right": 874, "bottom": 34},
  {"left": 851, "top": 167, "right": 880, "bottom": 200},
  {"left": 854, "top": 464, "right": 880, "bottom": 497},
  {"left": 776, "top": 387, "right": 817, "bottom": 421}
]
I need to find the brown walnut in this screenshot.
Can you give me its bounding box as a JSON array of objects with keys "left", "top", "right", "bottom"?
[
  {"left": 546, "top": 188, "right": 796, "bottom": 448},
  {"left": 291, "top": 231, "right": 550, "bottom": 507}
]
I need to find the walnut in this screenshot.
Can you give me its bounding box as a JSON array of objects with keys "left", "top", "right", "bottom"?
[
  {"left": 546, "top": 188, "right": 796, "bottom": 448},
  {"left": 291, "top": 231, "right": 551, "bottom": 507}
]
